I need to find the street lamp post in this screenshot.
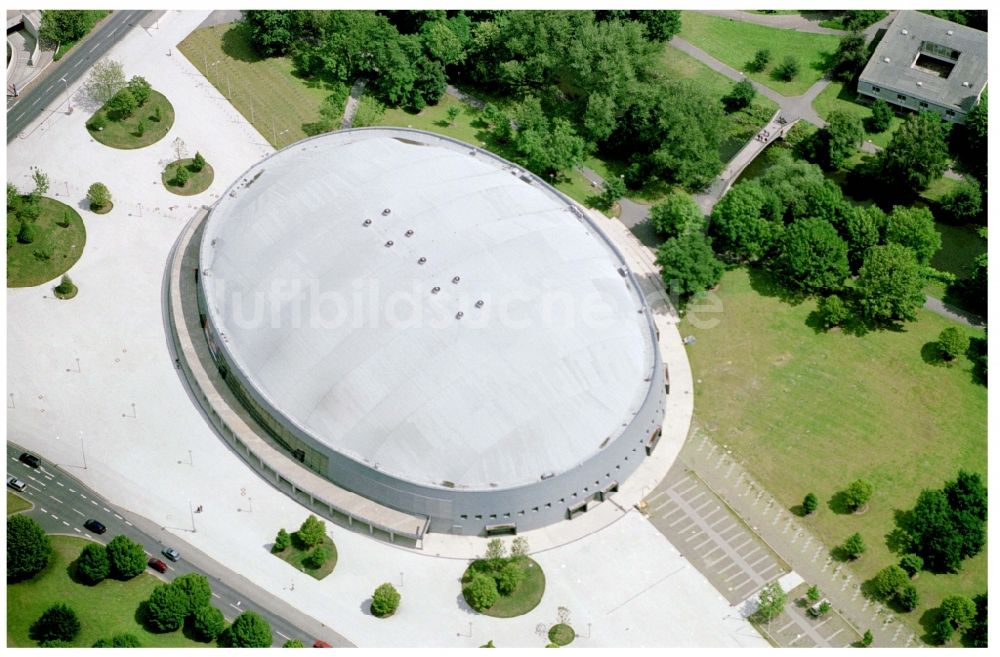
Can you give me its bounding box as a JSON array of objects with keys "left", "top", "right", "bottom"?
[
  {"left": 80, "top": 431, "right": 87, "bottom": 469},
  {"left": 189, "top": 500, "right": 197, "bottom": 532}
]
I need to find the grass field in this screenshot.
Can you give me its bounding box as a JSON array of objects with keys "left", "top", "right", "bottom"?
[
  {"left": 679, "top": 12, "right": 841, "bottom": 96},
  {"left": 7, "top": 491, "right": 32, "bottom": 515},
  {"left": 681, "top": 268, "right": 987, "bottom": 639},
  {"left": 7, "top": 196, "right": 86, "bottom": 288},
  {"left": 462, "top": 558, "right": 545, "bottom": 618},
  {"left": 812, "top": 81, "right": 902, "bottom": 149},
  {"left": 87, "top": 90, "right": 174, "bottom": 149},
  {"left": 273, "top": 535, "right": 337, "bottom": 580},
  {"left": 178, "top": 23, "right": 339, "bottom": 149},
  {"left": 162, "top": 160, "right": 215, "bottom": 196},
  {"left": 7, "top": 535, "right": 209, "bottom": 647}
]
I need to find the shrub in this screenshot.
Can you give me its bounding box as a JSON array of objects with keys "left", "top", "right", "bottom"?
[
  {"left": 297, "top": 514, "right": 326, "bottom": 549},
  {"left": 305, "top": 546, "right": 329, "bottom": 570},
  {"left": 861, "top": 629, "right": 873, "bottom": 647},
  {"left": 466, "top": 571, "right": 500, "bottom": 611},
  {"left": 899, "top": 553, "right": 923, "bottom": 577},
  {"left": 843, "top": 479, "right": 873, "bottom": 511},
  {"left": 871, "top": 565, "right": 909, "bottom": 600},
  {"left": 7, "top": 181, "right": 20, "bottom": 210},
  {"left": 106, "top": 88, "right": 137, "bottom": 120},
  {"left": 937, "top": 326, "right": 970, "bottom": 361},
  {"left": 87, "top": 182, "right": 111, "bottom": 209},
  {"left": 842, "top": 533, "right": 866, "bottom": 559},
  {"left": 806, "top": 585, "right": 821, "bottom": 602},
  {"left": 87, "top": 114, "right": 107, "bottom": 131},
  {"left": 7, "top": 227, "right": 16, "bottom": 249},
  {"left": 17, "top": 220, "right": 36, "bottom": 244},
  {"left": 191, "top": 151, "right": 207, "bottom": 173},
  {"left": 227, "top": 611, "right": 272, "bottom": 647},
  {"left": 723, "top": 79, "right": 755, "bottom": 112},
  {"left": 55, "top": 275, "right": 76, "bottom": 297},
  {"left": 939, "top": 179, "right": 982, "bottom": 223},
  {"left": 746, "top": 48, "right": 770, "bottom": 72},
  {"left": 273, "top": 528, "right": 291, "bottom": 553},
  {"left": 774, "top": 57, "right": 800, "bottom": 81},
  {"left": 192, "top": 605, "right": 225, "bottom": 642},
  {"left": 145, "top": 583, "right": 188, "bottom": 632},
  {"left": 172, "top": 164, "right": 190, "bottom": 187},
  {"left": 446, "top": 106, "right": 461, "bottom": 125},
  {"left": 817, "top": 295, "right": 849, "bottom": 329},
  {"left": 7, "top": 515, "right": 52, "bottom": 581},
  {"left": 152, "top": 105, "right": 162, "bottom": 122},
  {"left": 127, "top": 75, "right": 152, "bottom": 106},
  {"left": 931, "top": 617, "right": 954, "bottom": 644},
  {"left": 283, "top": 639, "right": 305, "bottom": 647},
  {"left": 371, "top": 582, "right": 401, "bottom": 617},
  {"left": 496, "top": 561, "right": 524, "bottom": 595},
  {"left": 869, "top": 99, "right": 893, "bottom": 133},
  {"left": 135, "top": 119, "right": 146, "bottom": 137},
  {"left": 94, "top": 633, "right": 141, "bottom": 647},
  {"left": 33, "top": 245, "right": 53, "bottom": 261},
  {"left": 106, "top": 535, "right": 146, "bottom": 580},
  {"left": 896, "top": 583, "right": 919, "bottom": 611},
  {"left": 173, "top": 573, "right": 212, "bottom": 616},
  {"left": 29, "top": 604, "right": 81, "bottom": 643},
  {"left": 76, "top": 543, "right": 110, "bottom": 584}
]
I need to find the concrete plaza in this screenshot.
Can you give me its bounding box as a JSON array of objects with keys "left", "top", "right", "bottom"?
[{"left": 6, "top": 10, "right": 766, "bottom": 648}]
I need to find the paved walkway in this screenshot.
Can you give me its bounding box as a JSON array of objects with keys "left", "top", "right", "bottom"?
[
  {"left": 676, "top": 429, "right": 922, "bottom": 648},
  {"left": 6, "top": 28, "right": 54, "bottom": 97},
  {"left": 340, "top": 78, "right": 366, "bottom": 129},
  {"left": 697, "top": 10, "right": 846, "bottom": 35},
  {"left": 924, "top": 295, "right": 986, "bottom": 328}
]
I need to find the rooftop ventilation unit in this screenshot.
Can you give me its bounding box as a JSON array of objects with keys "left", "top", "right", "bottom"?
[
  {"left": 456, "top": 311, "right": 464, "bottom": 319},
  {"left": 418, "top": 257, "right": 427, "bottom": 265},
  {"left": 884, "top": 57, "right": 891, "bottom": 63},
  {"left": 405, "top": 229, "right": 414, "bottom": 237},
  {"left": 901, "top": 28, "right": 908, "bottom": 35},
  {"left": 475, "top": 300, "right": 485, "bottom": 308},
  {"left": 385, "top": 240, "right": 394, "bottom": 247},
  {"left": 431, "top": 286, "right": 440, "bottom": 294},
  {"left": 382, "top": 208, "right": 391, "bottom": 216},
  {"left": 363, "top": 219, "right": 372, "bottom": 226},
  {"left": 452, "top": 276, "right": 461, "bottom": 284}
]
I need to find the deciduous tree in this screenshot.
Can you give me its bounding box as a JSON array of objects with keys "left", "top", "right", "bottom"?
[
  {"left": 29, "top": 604, "right": 81, "bottom": 643},
  {"left": 802, "top": 492, "right": 818, "bottom": 514},
  {"left": 193, "top": 605, "right": 226, "bottom": 642},
  {"left": 855, "top": 244, "right": 926, "bottom": 323},
  {"left": 465, "top": 572, "right": 500, "bottom": 611},
  {"left": 297, "top": 515, "right": 326, "bottom": 549},
  {"left": 371, "top": 582, "right": 401, "bottom": 617},
  {"left": 76, "top": 543, "right": 110, "bottom": 584},
  {"left": 937, "top": 327, "right": 970, "bottom": 361},
  {"left": 773, "top": 218, "right": 850, "bottom": 294},
  {"left": 227, "top": 611, "right": 272, "bottom": 648},
  {"left": 106, "top": 535, "right": 146, "bottom": 580},
  {"left": 7, "top": 515, "right": 52, "bottom": 581},
  {"left": 842, "top": 532, "right": 865, "bottom": 559},
  {"left": 649, "top": 191, "right": 703, "bottom": 238},
  {"left": 843, "top": 479, "right": 873, "bottom": 511},
  {"left": 883, "top": 206, "right": 941, "bottom": 265},
  {"left": 87, "top": 182, "right": 111, "bottom": 210},
  {"left": 107, "top": 88, "right": 138, "bottom": 120},
  {"left": 753, "top": 581, "right": 786, "bottom": 622},
  {"left": 127, "top": 75, "right": 152, "bottom": 106},
  {"left": 877, "top": 111, "right": 949, "bottom": 191},
  {"left": 84, "top": 58, "right": 126, "bottom": 104},
  {"left": 655, "top": 231, "right": 724, "bottom": 300},
  {"left": 869, "top": 99, "right": 893, "bottom": 133}
]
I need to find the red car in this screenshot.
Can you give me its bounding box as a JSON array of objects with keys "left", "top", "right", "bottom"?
[
  {"left": 313, "top": 640, "right": 332, "bottom": 648},
  {"left": 147, "top": 557, "right": 168, "bottom": 573}
]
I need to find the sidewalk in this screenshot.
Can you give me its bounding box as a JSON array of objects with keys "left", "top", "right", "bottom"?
[{"left": 697, "top": 10, "right": 846, "bottom": 35}]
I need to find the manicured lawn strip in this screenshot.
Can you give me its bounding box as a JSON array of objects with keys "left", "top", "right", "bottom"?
[
  {"left": 272, "top": 535, "right": 337, "bottom": 580},
  {"left": 162, "top": 160, "right": 215, "bottom": 196},
  {"left": 548, "top": 623, "right": 575, "bottom": 645},
  {"left": 812, "top": 81, "right": 901, "bottom": 149},
  {"left": 88, "top": 90, "right": 174, "bottom": 149},
  {"left": 178, "top": 23, "right": 338, "bottom": 149},
  {"left": 681, "top": 268, "right": 986, "bottom": 638},
  {"left": 678, "top": 11, "right": 841, "bottom": 96},
  {"left": 7, "top": 196, "right": 86, "bottom": 288},
  {"left": 7, "top": 491, "right": 32, "bottom": 514},
  {"left": 462, "top": 558, "right": 545, "bottom": 618},
  {"left": 7, "top": 535, "right": 208, "bottom": 647}
]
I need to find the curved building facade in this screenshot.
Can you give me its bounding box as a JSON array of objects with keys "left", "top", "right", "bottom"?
[{"left": 197, "top": 128, "right": 666, "bottom": 535}]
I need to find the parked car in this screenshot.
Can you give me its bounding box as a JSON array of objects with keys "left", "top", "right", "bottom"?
[
  {"left": 83, "top": 519, "right": 107, "bottom": 534},
  {"left": 313, "top": 640, "right": 332, "bottom": 648},
  {"left": 7, "top": 475, "right": 27, "bottom": 491},
  {"left": 147, "top": 557, "right": 168, "bottom": 573},
  {"left": 162, "top": 547, "right": 180, "bottom": 562},
  {"left": 18, "top": 452, "right": 40, "bottom": 468}
]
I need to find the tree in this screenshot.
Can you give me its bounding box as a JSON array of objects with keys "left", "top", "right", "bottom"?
[
  {"left": 829, "top": 31, "right": 868, "bottom": 82},
  {"left": 305, "top": 546, "right": 329, "bottom": 569},
  {"left": 802, "top": 492, "right": 818, "bottom": 515},
  {"left": 939, "top": 595, "right": 976, "bottom": 633},
  {"left": 898, "top": 553, "right": 923, "bottom": 577},
  {"left": 655, "top": 231, "right": 724, "bottom": 300},
  {"left": 842, "top": 533, "right": 865, "bottom": 559},
  {"left": 75, "top": 543, "right": 110, "bottom": 584},
  {"left": 146, "top": 583, "right": 189, "bottom": 632},
  {"left": 94, "top": 633, "right": 142, "bottom": 647},
  {"left": 446, "top": 106, "right": 461, "bottom": 126},
  {"left": 135, "top": 119, "right": 146, "bottom": 137},
  {"left": 709, "top": 180, "right": 780, "bottom": 262},
  {"left": 273, "top": 528, "right": 291, "bottom": 553},
  {"left": 807, "top": 585, "right": 821, "bottom": 602},
  {"left": 172, "top": 165, "right": 190, "bottom": 187},
  {"left": 943, "top": 470, "right": 987, "bottom": 522},
  {"left": 483, "top": 537, "right": 506, "bottom": 566},
  {"left": 817, "top": 295, "right": 850, "bottom": 329},
  {"left": 173, "top": 573, "right": 212, "bottom": 616},
  {"left": 127, "top": 75, "right": 152, "bottom": 106},
  {"left": 939, "top": 179, "right": 982, "bottom": 223},
  {"left": 869, "top": 99, "right": 893, "bottom": 133},
  {"left": 883, "top": 206, "right": 941, "bottom": 265},
  {"left": 283, "top": 639, "right": 305, "bottom": 647},
  {"left": 371, "top": 582, "right": 401, "bottom": 617},
  {"left": 773, "top": 56, "right": 799, "bottom": 81},
  {"left": 39, "top": 10, "right": 105, "bottom": 47},
  {"left": 964, "top": 593, "right": 987, "bottom": 647},
  {"left": 193, "top": 605, "right": 225, "bottom": 642},
  {"left": 87, "top": 182, "right": 111, "bottom": 210},
  {"left": 649, "top": 191, "right": 703, "bottom": 238},
  {"left": 896, "top": 584, "right": 919, "bottom": 611},
  {"left": 55, "top": 275, "right": 75, "bottom": 297},
  {"left": 843, "top": 479, "right": 873, "bottom": 511},
  {"left": 106, "top": 88, "right": 138, "bottom": 120},
  {"left": 29, "top": 604, "right": 81, "bottom": 643},
  {"left": 227, "top": 611, "right": 272, "bottom": 648},
  {"left": 844, "top": 206, "right": 885, "bottom": 272},
  {"left": 83, "top": 58, "right": 126, "bottom": 104},
  {"left": 931, "top": 617, "right": 955, "bottom": 645},
  {"left": 597, "top": 176, "right": 626, "bottom": 211},
  {"left": 510, "top": 536, "right": 530, "bottom": 558},
  {"left": 861, "top": 629, "right": 873, "bottom": 647},
  {"left": 871, "top": 565, "right": 909, "bottom": 600},
  {"left": 31, "top": 168, "right": 49, "bottom": 197},
  {"left": 843, "top": 10, "right": 888, "bottom": 30},
  {"left": 754, "top": 581, "right": 786, "bottom": 622},
  {"left": 745, "top": 48, "right": 770, "bottom": 73},
  {"left": 877, "top": 112, "right": 949, "bottom": 191},
  {"left": 819, "top": 111, "right": 864, "bottom": 169},
  {"left": 17, "top": 220, "right": 36, "bottom": 244},
  {"left": 191, "top": 152, "right": 207, "bottom": 173},
  {"left": 7, "top": 181, "right": 19, "bottom": 210},
  {"left": 905, "top": 489, "right": 972, "bottom": 573},
  {"left": 242, "top": 10, "right": 298, "bottom": 57},
  {"left": 855, "top": 244, "right": 926, "bottom": 324},
  {"left": 465, "top": 571, "right": 500, "bottom": 611},
  {"left": 106, "top": 535, "right": 146, "bottom": 580},
  {"left": 629, "top": 10, "right": 680, "bottom": 41},
  {"left": 7, "top": 515, "right": 52, "bottom": 581},
  {"left": 496, "top": 561, "right": 524, "bottom": 595},
  {"left": 172, "top": 137, "right": 188, "bottom": 162},
  {"left": 773, "top": 218, "right": 850, "bottom": 294},
  {"left": 937, "top": 326, "right": 970, "bottom": 361},
  {"left": 297, "top": 515, "right": 326, "bottom": 549},
  {"left": 722, "top": 79, "right": 755, "bottom": 112}
]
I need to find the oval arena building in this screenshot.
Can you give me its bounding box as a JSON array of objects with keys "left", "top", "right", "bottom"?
[{"left": 195, "top": 128, "right": 666, "bottom": 537}]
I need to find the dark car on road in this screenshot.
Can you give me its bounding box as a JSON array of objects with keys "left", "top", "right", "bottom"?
[
  {"left": 83, "top": 519, "right": 107, "bottom": 534},
  {"left": 18, "top": 452, "right": 40, "bottom": 468},
  {"left": 147, "top": 557, "right": 168, "bottom": 573}
]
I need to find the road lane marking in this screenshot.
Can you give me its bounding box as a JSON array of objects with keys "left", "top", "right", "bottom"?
[
  {"left": 50, "top": 514, "right": 59, "bottom": 520},
  {"left": 72, "top": 509, "right": 85, "bottom": 516},
  {"left": 89, "top": 42, "right": 103, "bottom": 53},
  {"left": 62, "top": 521, "right": 70, "bottom": 527},
  {"left": 27, "top": 484, "right": 44, "bottom": 492},
  {"left": 68, "top": 488, "right": 76, "bottom": 493},
  {"left": 56, "top": 481, "right": 64, "bottom": 487},
  {"left": 15, "top": 111, "right": 25, "bottom": 120},
  {"left": 44, "top": 474, "right": 53, "bottom": 481},
  {"left": 114, "top": 513, "right": 123, "bottom": 520},
  {"left": 125, "top": 520, "right": 133, "bottom": 527},
  {"left": 49, "top": 495, "right": 63, "bottom": 504},
  {"left": 276, "top": 631, "right": 290, "bottom": 640},
  {"left": 40, "top": 506, "right": 48, "bottom": 513},
  {"left": 84, "top": 533, "right": 92, "bottom": 538},
  {"left": 74, "top": 528, "right": 81, "bottom": 533},
  {"left": 229, "top": 604, "right": 241, "bottom": 612},
  {"left": 212, "top": 592, "right": 221, "bottom": 599},
  {"left": 91, "top": 500, "right": 98, "bottom": 505}
]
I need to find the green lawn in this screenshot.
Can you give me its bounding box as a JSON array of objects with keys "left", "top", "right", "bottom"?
[
  {"left": 162, "top": 160, "right": 215, "bottom": 196},
  {"left": 87, "top": 90, "right": 175, "bottom": 149},
  {"left": 462, "top": 558, "right": 545, "bottom": 618},
  {"left": 178, "top": 23, "right": 340, "bottom": 149},
  {"left": 812, "top": 81, "right": 901, "bottom": 149},
  {"left": 7, "top": 196, "right": 86, "bottom": 288},
  {"left": 678, "top": 11, "right": 841, "bottom": 96},
  {"left": 7, "top": 535, "right": 210, "bottom": 647},
  {"left": 272, "top": 535, "right": 337, "bottom": 580},
  {"left": 7, "top": 491, "right": 32, "bottom": 515},
  {"left": 681, "top": 268, "right": 987, "bottom": 639}
]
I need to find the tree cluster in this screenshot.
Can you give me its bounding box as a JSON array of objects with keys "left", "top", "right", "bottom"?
[
  {"left": 7, "top": 515, "right": 52, "bottom": 581},
  {"left": 897, "top": 470, "right": 987, "bottom": 573},
  {"left": 463, "top": 537, "right": 532, "bottom": 612},
  {"left": 106, "top": 535, "right": 146, "bottom": 580},
  {"left": 931, "top": 595, "right": 977, "bottom": 644},
  {"left": 221, "top": 610, "right": 272, "bottom": 647},
  {"left": 93, "top": 633, "right": 142, "bottom": 647},
  {"left": 38, "top": 10, "right": 106, "bottom": 49},
  {"left": 145, "top": 573, "right": 215, "bottom": 635}
]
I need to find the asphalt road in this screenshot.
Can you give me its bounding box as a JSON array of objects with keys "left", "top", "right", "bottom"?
[
  {"left": 7, "top": 441, "right": 350, "bottom": 647},
  {"left": 6, "top": 10, "right": 149, "bottom": 143}
]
